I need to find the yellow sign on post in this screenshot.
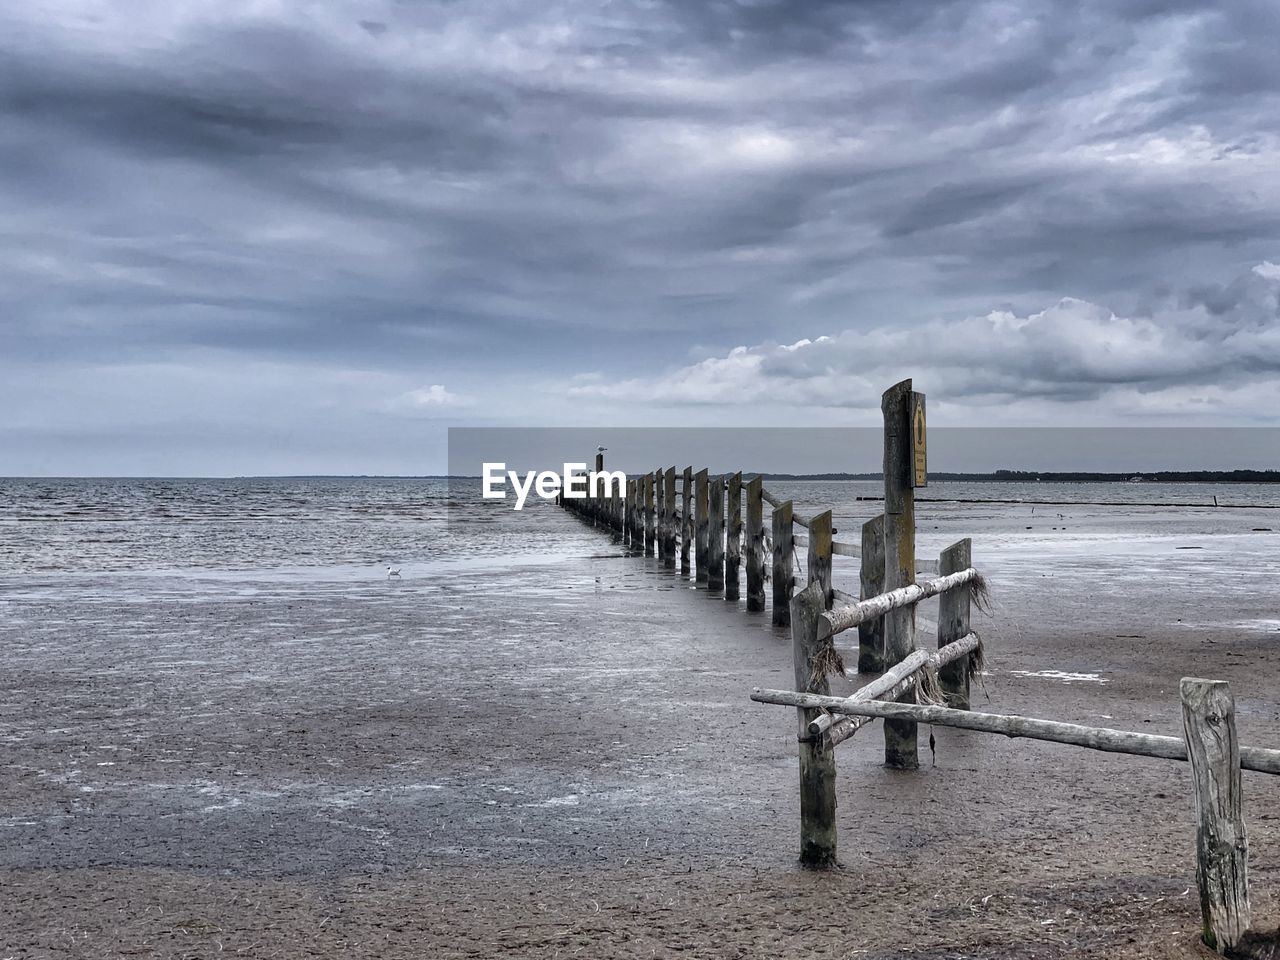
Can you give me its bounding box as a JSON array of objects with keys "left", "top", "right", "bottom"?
[{"left": 910, "top": 392, "right": 927, "bottom": 488}]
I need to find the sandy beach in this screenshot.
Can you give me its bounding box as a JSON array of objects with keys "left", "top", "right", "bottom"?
[
  {"left": 9, "top": 0, "right": 1280, "bottom": 953},
  {"left": 2, "top": 479, "right": 1280, "bottom": 958}
]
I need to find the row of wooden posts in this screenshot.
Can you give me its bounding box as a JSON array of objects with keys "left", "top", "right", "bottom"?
[
  {"left": 559, "top": 378, "right": 1278, "bottom": 954},
  {"left": 558, "top": 461, "right": 926, "bottom": 679},
  {"left": 562, "top": 461, "right": 773, "bottom": 613},
  {"left": 558, "top": 380, "right": 971, "bottom": 744},
  {"left": 559, "top": 381, "right": 964, "bottom": 695}
]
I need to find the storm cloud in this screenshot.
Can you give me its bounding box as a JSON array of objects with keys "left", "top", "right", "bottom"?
[{"left": 2, "top": 1, "right": 1279, "bottom": 473}]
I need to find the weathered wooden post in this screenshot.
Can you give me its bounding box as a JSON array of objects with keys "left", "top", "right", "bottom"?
[
  {"left": 882, "top": 378, "right": 921, "bottom": 769},
  {"left": 1181, "top": 677, "right": 1250, "bottom": 954},
  {"left": 624, "top": 479, "right": 636, "bottom": 547},
  {"left": 655, "top": 468, "right": 667, "bottom": 557},
  {"left": 622, "top": 481, "right": 632, "bottom": 547},
  {"left": 660, "top": 465, "right": 670, "bottom": 555},
  {"left": 771, "top": 500, "right": 794, "bottom": 627},
  {"left": 938, "top": 538, "right": 972, "bottom": 708},
  {"left": 661, "top": 467, "right": 672, "bottom": 562},
  {"left": 680, "top": 466, "right": 693, "bottom": 576},
  {"left": 695, "top": 468, "right": 709, "bottom": 583},
  {"left": 708, "top": 475, "right": 725, "bottom": 591},
  {"left": 858, "top": 514, "right": 886, "bottom": 673},
  {"left": 663, "top": 467, "right": 677, "bottom": 566},
  {"left": 644, "top": 471, "right": 656, "bottom": 555},
  {"left": 746, "top": 476, "right": 765, "bottom": 612},
  {"left": 791, "top": 580, "right": 838, "bottom": 868},
  {"left": 807, "top": 510, "right": 833, "bottom": 608},
  {"left": 630, "top": 472, "right": 638, "bottom": 539},
  {"left": 725, "top": 472, "right": 742, "bottom": 601},
  {"left": 595, "top": 450, "right": 605, "bottom": 527},
  {"left": 634, "top": 477, "right": 643, "bottom": 544}
]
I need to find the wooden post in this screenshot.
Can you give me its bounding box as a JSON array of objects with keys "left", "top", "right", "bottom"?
[
  {"left": 858, "top": 514, "right": 885, "bottom": 673},
  {"left": 708, "top": 474, "right": 725, "bottom": 591},
  {"left": 634, "top": 473, "right": 645, "bottom": 542},
  {"left": 644, "top": 471, "right": 655, "bottom": 555},
  {"left": 725, "top": 472, "right": 742, "bottom": 601},
  {"left": 791, "top": 580, "right": 838, "bottom": 868},
  {"left": 634, "top": 477, "right": 643, "bottom": 544},
  {"left": 1181, "top": 678, "right": 1250, "bottom": 954},
  {"left": 937, "top": 538, "right": 972, "bottom": 709},
  {"left": 746, "top": 476, "right": 765, "bottom": 612},
  {"left": 680, "top": 466, "right": 693, "bottom": 577},
  {"left": 807, "top": 510, "right": 833, "bottom": 608},
  {"left": 635, "top": 477, "right": 644, "bottom": 545},
  {"left": 663, "top": 467, "right": 677, "bottom": 567},
  {"left": 624, "top": 479, "right": 635, "bottom": 547},
  {"left": 695, "top": 468, "right": 709, "bottom": 583},
  {"left": 653, "top": 468, "right": 663, "bottom": 559},
  {"left": 882, "top": 378, "right": 918, "bottom": 769},
  {"left": 655, "top": 471, "right": 665, "bottom": 563},
  {"left": 655, "top": 468, "right": 667, "bottom": 558},
  {"left": 771, "top": 500, "right": 794, "bottom": 627},
  {"left": 594, "top": 451, "right": 605, "bottom": 527}
]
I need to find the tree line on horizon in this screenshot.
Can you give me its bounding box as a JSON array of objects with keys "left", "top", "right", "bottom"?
[{"left": 754, "top": 469, "right": 1280, "bottom": 483}]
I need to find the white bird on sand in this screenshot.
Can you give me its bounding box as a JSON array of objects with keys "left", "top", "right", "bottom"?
[{"left": 387, "top": 567, "right": 401, "bottom": 578}]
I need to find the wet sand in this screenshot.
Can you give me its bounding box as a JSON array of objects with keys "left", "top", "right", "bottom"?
[{"left": 3, "top": 495, "right": 1280, "bottom": 957}]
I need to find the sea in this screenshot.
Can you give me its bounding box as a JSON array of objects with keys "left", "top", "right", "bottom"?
[
  {"left": 1, "top": 476, "right": 1278, "bottom": 878},
  {"left": 1, "top": 476, "right": 1275, "bottom": 578}
]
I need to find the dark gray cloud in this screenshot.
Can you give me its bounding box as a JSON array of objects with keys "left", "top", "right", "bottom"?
[{"left": 1, "top": 0, "right": 1278, "bottom": 474}]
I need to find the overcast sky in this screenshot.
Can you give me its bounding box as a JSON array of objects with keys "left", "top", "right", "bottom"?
[{"left": 3, "top": 0, "right": 1279, "bottom": 475}]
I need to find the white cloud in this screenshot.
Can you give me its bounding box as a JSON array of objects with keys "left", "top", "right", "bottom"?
[
  {"left": 403, "top": 384, "right": 467, "bottom": 407},
  {"left": 567, "top": 262, "right": 1280, "bottom": 422}
]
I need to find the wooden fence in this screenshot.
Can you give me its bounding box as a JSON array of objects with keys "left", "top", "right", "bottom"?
[{"left": 558, "top": 378, "right": 1279, "bottom": 954}]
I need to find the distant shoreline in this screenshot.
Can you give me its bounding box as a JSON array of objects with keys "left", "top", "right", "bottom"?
[
  {"left": 3, "top": 471, "right": 1277, "bottom": 483},
  {"left": 755, "top": 470, "right": 1280, "bottom": 483}
]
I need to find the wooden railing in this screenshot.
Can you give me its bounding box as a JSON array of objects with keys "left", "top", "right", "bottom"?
[{"left": 556, "top": 375, "right": 1280, "bottom": 955}]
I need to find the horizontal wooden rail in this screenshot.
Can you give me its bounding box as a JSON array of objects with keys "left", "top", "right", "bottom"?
[
  {"left": 778, "top": 534, "right": 938, "bottom": 573},
  {"left": 749, "top": 691, "right": 1280, "bottom": 775},
  {"left": 760, "top": 487, "right": 812, "bottom": 529},
  {"left": 810, "top": 632, "right": 979, "bottom": 740},
  {"left": 827, "top": 633, "right": 959, "bottom": 747},
  {"left": 830, "top": 588, "right": 938, "bottom": 635},
  {"left": 820, "top": 568, "right": 979, "bottom": 639}
]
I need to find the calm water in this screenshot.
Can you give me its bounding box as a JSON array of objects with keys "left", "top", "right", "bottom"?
[{"left": 0, "top": 476, "right": 1276, "bottom": 580}]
